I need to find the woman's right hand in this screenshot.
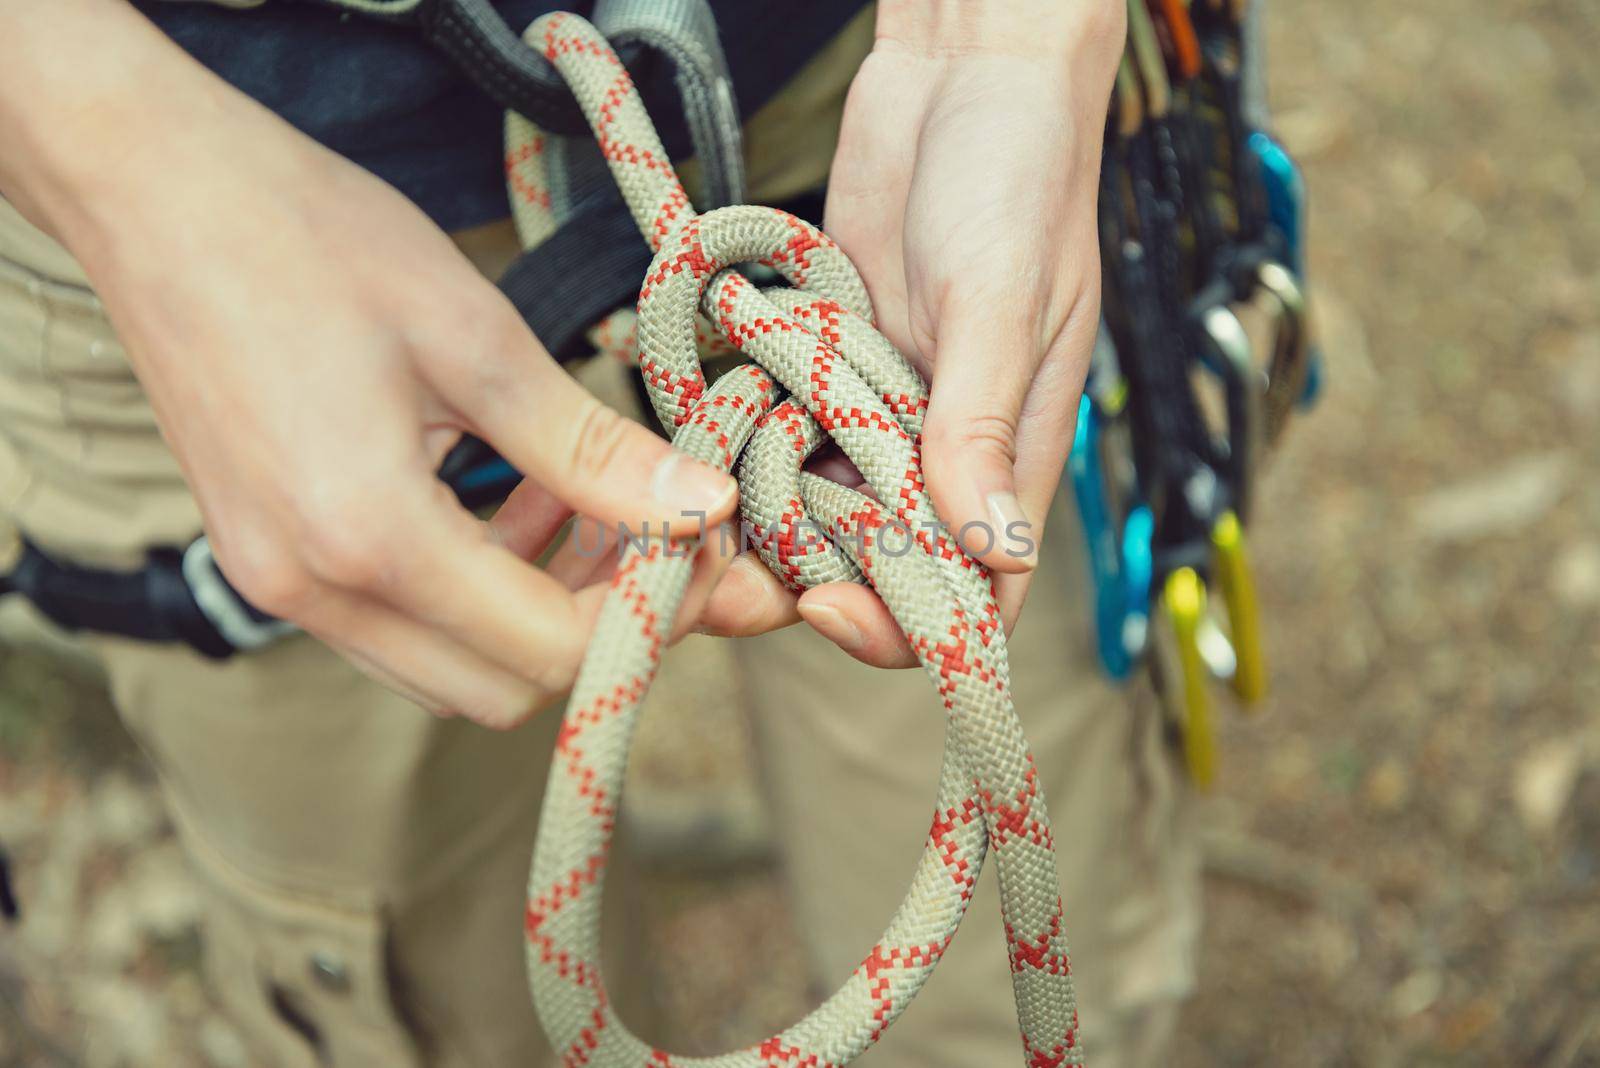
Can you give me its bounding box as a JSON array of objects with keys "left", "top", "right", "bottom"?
[{"left": 0, "top": 0, "right": 793, "bottom": 727}]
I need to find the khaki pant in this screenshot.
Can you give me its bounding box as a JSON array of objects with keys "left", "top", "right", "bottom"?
[{"left": 0, "top": 16, "right": 1198, "bottom": 1066}]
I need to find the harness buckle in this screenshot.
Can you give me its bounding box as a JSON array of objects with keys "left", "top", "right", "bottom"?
[{"left": 180, "top": 537, "right": 296, "bottom": 653}]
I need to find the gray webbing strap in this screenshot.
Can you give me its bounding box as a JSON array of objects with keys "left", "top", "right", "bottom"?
[
  {"left": 596, "top": 0, "right": 744, "bottom": 210},
  {"left": 542, "top": 0, "right": 745, "bottom": 224},
  {"left": 303, "top": 0, "right": 746, "bottom": 216}
]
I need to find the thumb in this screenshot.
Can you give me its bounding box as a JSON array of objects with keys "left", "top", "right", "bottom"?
[
  {"left": 920, "top": 308, "right": 1039, "bottom": 574},
  {"left": 434, "top": 312, "right": 738, "bottom": 535}
]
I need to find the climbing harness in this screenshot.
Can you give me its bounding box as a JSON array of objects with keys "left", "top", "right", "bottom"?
[
  {"left": 290, "top": 0, "right": 742, "bottom": 174},
  {"left": 1074, "top": 0, "right": 1321, "bottom": 787},
  {"left": 504, "top": 12, "right": 1078, "bottom": 1066}
]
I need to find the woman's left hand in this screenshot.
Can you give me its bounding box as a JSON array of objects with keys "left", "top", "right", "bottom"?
[
  {"left": 794, "top": 1, "right": 1126, "bottom": 665},
  {"left": 698, "top": 2, "right": 1125, "bottom": 665}
]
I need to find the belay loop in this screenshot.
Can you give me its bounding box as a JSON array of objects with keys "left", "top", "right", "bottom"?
[{"left": 514, "top": 13, "right": 1080, "bottom": 1067}]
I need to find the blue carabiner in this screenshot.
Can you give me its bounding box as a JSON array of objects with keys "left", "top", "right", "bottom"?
[
  {"left": 1249, "top": 131, "right": 1304, "bottom": 273},
  {"left": 1120, "top": 504, "right": 1154, "bottom": 664},
  {"left": 1070, "top": 395, "right": 1135, "bottom": 679},
  {"left": 1249, "top": 129, "right": 1323, "bottom": 408}
]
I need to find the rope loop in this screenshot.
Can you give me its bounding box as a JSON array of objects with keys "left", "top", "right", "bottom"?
[{"left": 513, "top": 13, "right": 1081, "bottom": 1066}]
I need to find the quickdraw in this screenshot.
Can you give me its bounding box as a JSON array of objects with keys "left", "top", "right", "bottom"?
[
  {"left": 1072, "top": 0, "right": 1322, "bottom": 788},
  {"left": 506, "top": 12, "right": 1079, "bottom": 1068}
]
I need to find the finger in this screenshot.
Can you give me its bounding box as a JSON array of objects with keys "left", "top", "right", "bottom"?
[
  {"left": 797, "top": 581, "right": 918, "bottom": 669},
  {"left": 1010, "top": 315, "right": 1100, "bottom": 536},
  {"left": 802, "top": 443, "right": 864, "bottom": 487},
  {"left": 994, "top": 311, "right": 1100, "bottom": 635},
  {"left": 314, "top": 476, "right": 602, "bottom": 692},
  {"left": 302, "top": 588, "right": 555, "bottom": 729},
  {"left": 667, "top": 527, "right": 738, "bottom": 643},
  {"left": 430, "top": 306, "right": 739, "bottom": 532},
  {"left": 984, "top": 395, "right": 1066, "bottom": 637},
  {"left": 546, "top": 513, "right": 707, "bottom": 592},
  {"left": 920, "top": 300, "right": 1042, "bottom": 575},
  {"left": 487, "top": 477, "right": 573, "bottom": 562},
  {"left": 695, "top": 551, "right": 802, "bottom": 637},
  {"left": 545, "top": 515, "right": 619, "bottom": 589},
  {"left": 992, "top": 569, "right": 1037, "bottom": 637},
  {"left": 548, "top": 519, "right": 737, "bottom": 642}
]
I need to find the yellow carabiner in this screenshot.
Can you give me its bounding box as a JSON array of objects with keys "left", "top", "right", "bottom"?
[
  {"left": 1162, "top": 567, "right": 1216, "bottom": 788},
  {"left": 1211, "top": 511, "right": 1267, "bottom": 706}
]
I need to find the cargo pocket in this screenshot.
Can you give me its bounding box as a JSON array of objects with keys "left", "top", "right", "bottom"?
[
  {"left": 0, "top": 216, "right": 202, "bottom": 566},
  {"left": 182, "top": 821, "right": 426, "bottom": 1068},
  {"left": 1103, "top": 683, "right": 1203, "bottom": 1021}
]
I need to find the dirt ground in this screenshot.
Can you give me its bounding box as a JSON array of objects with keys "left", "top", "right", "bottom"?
[{"left": 3, "top": 0, "right": 1599, "bottom": 1065}]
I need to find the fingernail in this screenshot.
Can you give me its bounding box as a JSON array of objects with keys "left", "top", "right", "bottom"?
[
  {"left": 651, "top": 453, "right": 737, "bottom": 515},
  {"left": 986, "top": 491, "right": 1038, "bottom": 569},
  {"left": 799, "top": 602, "right": 864, "bottom": 653}
]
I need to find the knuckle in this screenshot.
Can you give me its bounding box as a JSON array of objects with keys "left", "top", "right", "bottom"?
[
  {"left": 214, "top": 537, "right": 313, "bottom": 618},
  {"left": 960, "top": 412, "right": 1019, "bottom": 457},
  {"left": 495, "top": 694, "right": 546, "bottom": 730},
  {"left": 530, "top": 628, "right": 586, "bottom": 696},
  {"left": 1022, "top": 370, "right": 1079, "bottom": 430},
  {"left": 927, "top": 410, "right": 1017, "bottom": 463},
  {"left": 421, "top": 298, "right": 532, "bottom": 383},
  {"left": 530, "top": 650, "right": 580, "bottom": 697},
  {"left": 471, "top": 683, "right": 555, "bottom": 731},
  {"left": 565, "top": 400, "right": 636, "bottom": 483},
  {"left": 442, "top": 295, "right": 513, "bottom": 353},
  {"left": 296, "top": 498, "right": 402, "bottom": 590}
]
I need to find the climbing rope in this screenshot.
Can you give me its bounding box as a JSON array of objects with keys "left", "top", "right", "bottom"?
[{"left": 509, "top": 13, "right": 1079, "bottom": 1067}]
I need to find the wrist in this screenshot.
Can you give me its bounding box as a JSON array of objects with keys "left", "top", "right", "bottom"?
[
  {"left": 0, "top": 0, "right": 262, "bottom": 270},
  {"left": 875, "top": 0, "right": 1125, "bottom": 65}
]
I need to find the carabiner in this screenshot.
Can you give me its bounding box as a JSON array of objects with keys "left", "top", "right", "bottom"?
[
  {"left": 1249, "top": 131, "right": 1305, "bottom": 273},
  {"left": 1071, "top": 330, "right": 1148, "bottom": 681},
  {"left": 1254, "top": 261, "right": 1310, "bottom": 447},
  {"left": 1197, "top": 303, "right": 1261, "bottom": 522},
  {"left": 1071, "top": 395, "right": 1136, "bottom": 679},
  {"left": 1249, "top": 130, "right": 1325, "bottom": 408},
  {"left": 1121, "top": 505, "right": 1155, "bottom": 663},
  {"left": 1158, "top": 566, "right": 1217, "bottom": 788},
  {"left": 1210, "top": 510, "right": 1266, "bottom": 704}
]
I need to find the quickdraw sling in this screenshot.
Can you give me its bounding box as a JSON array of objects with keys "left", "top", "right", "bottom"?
[{"left": 1073, "top": 0, "right": 1320, "bottom": 787}]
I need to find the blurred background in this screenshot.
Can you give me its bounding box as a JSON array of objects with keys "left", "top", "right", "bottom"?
[{"left": 2, "top": 0, "right": 1598, "bottom": 1064}]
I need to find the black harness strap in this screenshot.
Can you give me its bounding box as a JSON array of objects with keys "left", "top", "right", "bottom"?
[
  {"left": 496, "top": 187, "right": 827, "bottom": 366},
  {"left": 498, "top": 187, "right": 650, "bottom": 365},
  {"left": 1, "top": 543, "right": 234, "bottom": 659}
]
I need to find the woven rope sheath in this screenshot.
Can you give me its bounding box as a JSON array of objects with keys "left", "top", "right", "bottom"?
[{"left": 509, "top": 14, "right": 1080, "bottom": 1067}]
